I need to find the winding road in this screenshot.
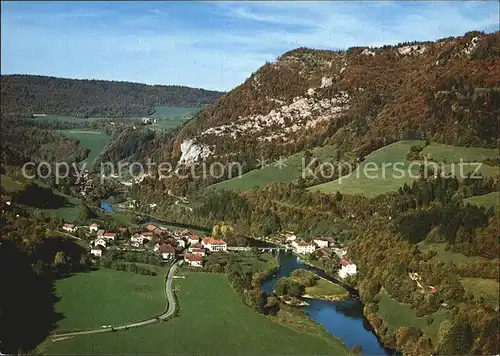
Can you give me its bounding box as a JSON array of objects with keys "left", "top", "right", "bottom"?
[{"left": 52, "top": 260, "right": 183, "bottom": 340}]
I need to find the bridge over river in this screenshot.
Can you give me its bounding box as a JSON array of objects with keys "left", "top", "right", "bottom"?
[{"left": 227, "top": 246, "right": 294, "bottom": 252}]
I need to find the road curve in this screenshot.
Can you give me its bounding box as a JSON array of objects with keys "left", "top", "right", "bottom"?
[{"left": 52, "top": 260, "right": 183, "bottom": 338}]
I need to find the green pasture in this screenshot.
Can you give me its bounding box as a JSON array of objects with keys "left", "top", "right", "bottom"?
[
  {"left": 210, "top": 145, "right": 337, "bottom": 192},
  {"left": 42, "top": 272, "right": 350, "bottom": 355}
]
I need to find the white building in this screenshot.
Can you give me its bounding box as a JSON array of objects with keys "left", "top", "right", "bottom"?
[
  {"left": 188, "top": 247, "right": 205, "bottom": 256},
  {"left": 202, "top": 238, "right": 227, "bottom": 252},
  {"left": 176, "top": 239, "right": 186, "bottom": 249},
  {"left": 184, "top": 253, "right": 203, "bottom": 267},
  {"left": 313, "top": 236, "right": 336, "bottom": 248},
  {"left": 62, "top": 223, "right": 77, "bottom": 233},
  {"left": 90, "top": 246, "right": 104, "bottom": 257},
  {"left": 292, "top": 241, "right": 316, "bottom": 254},
  {"left": 285, "top": 233, "right": 297, "bottom": 243},
  {"left": 131, "top": 233, "right": 147, "bottom": 245},
  {"left": 94, "top": 238, "right": 107, "bottom": 248},
  {"left": 103, "top": 232, "right": 117, "bottom": 241},
  {"left": 338, "top": 259, "right": 357, "bottom": 279},
  {"left": 89, "top": 223, "right": 99, "bottom": 233},
  {"left": 187, "top": 235, "right": 200, "bottom": 246},
  {"left": 159, "top": 244, "right": 176, "bottom": 260}
]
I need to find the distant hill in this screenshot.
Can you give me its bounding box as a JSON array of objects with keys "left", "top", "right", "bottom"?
[
  {"left": 149, "top": 31, "right": 499, "bottom": 170},
  {"left": 0, "top": 75, "right": 225, "bottom": 118}
]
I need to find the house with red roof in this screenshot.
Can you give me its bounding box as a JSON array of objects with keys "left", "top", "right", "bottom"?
[
  {"left": 184, "top": 253, "right": 203, "bottom": 267},
  {"left": 62, "top": 223, "right": 77, "bottom": 233},
  {"left": 188, "top": 247, "right": 205, "bottom": 256},
  {"left": 202, "top": 237, "right": 227, "bottom": 252},
  {"left": 89, "top": 223, "right": 99, "bottom": 233},
  {"left": 338, "top": 259, "right": 357, "bottom": 279},
  {"left": 159, "top": 244, "right": 176, "bottom": 260},
  {"left": 188, "top": 235, "right": 200, "bottom": 246},
  {"left": 145, "top": 224, "right": 157, "bottom": 232},
  {"left": 102, "top": 232, "right": 117, "bottom": 241},
  {"left": 140, "top": 231, "right": 155, "bottom": 240}
]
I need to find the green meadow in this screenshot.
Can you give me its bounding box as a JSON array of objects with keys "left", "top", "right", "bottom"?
[
  {"left": 309, "top": 141, "right": 499, "bottom": 198},
  {"left": 460, "top": 277, "right": 499, "bottom": 311},
  {"left": 51, "top": 268, "right": 166, "bottom": 332},
  {"left": 148, "top": 105, "right": 200, "bottom": 131},
  {"left": 463, "top": 192, "right": 499, "bottom": 211},
  {"left": 210, "top": 145, "right": 337, "bottom": 192},
  {"left": 417, "top": 242, "right": 472, "bottom": 265},
  {"left": 375, "top": 288, "right": 449, "bottom": 344},
  {"left": 421, "top": 142, "right": 498, "bottom": 163},
  {"left": 1, "top": 174, "right": 24, "bottom": 193},
  {"left": 59, "top": 130, "right": 110, "bottom": 170},
  {"left": 42, "top": 272, "right": 350, "bottom": 355}
]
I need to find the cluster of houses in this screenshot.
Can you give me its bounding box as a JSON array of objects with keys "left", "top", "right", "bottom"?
[
  {"left": 284, "top": 233, "right": 357, "bottom": 279},
  {"left": 77, "top": 222, "right": 227, "bottom": 268}
]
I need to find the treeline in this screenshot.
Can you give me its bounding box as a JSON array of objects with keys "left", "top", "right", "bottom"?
[
  {"left": 350, "top": 229, "right": 499, "bottom": 355},
  {"left": 200, "top": 252, "right": 279, "bottom": 315},
  {"left": 1, "top": 116, "right": 88, "bottom": 165},
  {"left": 101, "top": 249, "right": 163, "bottom": 266},
  {"left": 97, "top": 259, "right": 158, "bottom": 276},
  {"left": 1, "top": 75, "right": 224, "bottom": 118}
]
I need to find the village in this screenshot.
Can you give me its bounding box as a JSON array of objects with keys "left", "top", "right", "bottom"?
[{"left": 61, "top": 222, "right": 358, "bottom": 280}]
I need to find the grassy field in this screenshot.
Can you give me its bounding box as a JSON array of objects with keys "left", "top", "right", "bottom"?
[
  {"left": 463, "top": 192, "right": 499, "bottom": 211},
  {"left": 1, "top": 174, "right": 23, "bottom": 192},
  {"left": 304, "top": 277, "right": 349, "bottom": 300},
  {"left": 309, "top": 140, "right": 498, "bottom": 198},
  {"left": 375, "top": 288, "right": 449, "bottom": 344},
  {"left": 210, "top": 145, "right": 337, "bottom": 192},
  {"left": 59, "top": 130, "right": 110, "bottom": 170},
  {"left": 418, "top": 242, "right": 472, "bottom": 265},
  {"left": 42, "top": 272, "right": 350, "bottom": 355},
  {"left": 50, "top": 267, "right": 166, "bottom": 332},
  {"left": 421, "top": 143, "right": 498, "bottom": 163},
  {"left": 230, "top": 251, "right": 278, "bottom": 274},
  {"left": 148, "top": 106, "right": 200, "bottom": 131},
  {"left": 460, "top": 278, "right": 499, "bottom": 311}
]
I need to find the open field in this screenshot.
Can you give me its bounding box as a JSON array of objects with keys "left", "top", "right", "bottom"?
[
  {"left": 1, "top": 175, "right": 81, "bottom": 220},
  {"left": 210, "top": 145, "right": 337, "bottom": 192},
  {"left": 230, "top": 251, "right": 278, "bottom": 274},
  {"left": 59, "top": 130, "right": 110, "bottom": 170},
  {"left": 418, "top": 242, "right": 472, "bottom": 265},
  {"left": 1, "top": 174, "right": 23, "bottom": 192},
  {"left": 463, "top": 192, "right": 499, "bottom": 211},
  {"left": 460, "top": 277, "right": 499, "bottom": 311},
  {"left": 34, "top": 180, "right": 83, "bottom": 222},
  {"left": 375, "top": 288, "right": 449, "bottom": 344},
  {"left": 304, "top": 277, "right": 349, "bottom": 300},
  {"left": 421, "top": 143, "right": 499, "bottom": 163},
  {"left": 309, "top": 140, "right": 499, "bottom": 198},
  {"left": 42, "top": 272, "right": 350, "bottom": 355},
  {"left": 148, "top": 106, "right": 200, "bottom": 131},
  {"left": 149, "top": 105, "right": 200, "bottom": 119},
  {"left": 51, "top": 268, "right": 165, "bottom": 332}
]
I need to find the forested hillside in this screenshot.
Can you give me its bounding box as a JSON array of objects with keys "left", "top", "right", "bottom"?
[
  {"left": 1, "top": 75, "right": 224, "bottom": 118},
  {"left": 149, "top": 31, "right": 499, "bottom": 173}
]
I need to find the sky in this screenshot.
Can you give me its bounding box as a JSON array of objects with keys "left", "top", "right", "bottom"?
[{"left": 1, "top": 1, "right": 498, "bottom": 91}]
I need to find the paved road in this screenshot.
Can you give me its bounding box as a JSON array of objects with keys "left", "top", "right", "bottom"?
[{"left": 52, "top": 260, "right": 183, "bottom": 339}]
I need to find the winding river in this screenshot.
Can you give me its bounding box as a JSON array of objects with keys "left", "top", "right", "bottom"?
[{"left": 100, "top": 199, "right": 395, "bottom": 355}]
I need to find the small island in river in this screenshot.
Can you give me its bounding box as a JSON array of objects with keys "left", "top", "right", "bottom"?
[{"left": 275, "top": 268, "right": 350, "bottom": 303}]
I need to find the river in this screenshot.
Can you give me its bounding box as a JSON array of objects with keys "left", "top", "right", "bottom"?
[
  {"left": 262, "top": 252, "right": 395, "bottom": 355},
  {"left": 100, "top": 199, "right": 395, "bottom": 355}
]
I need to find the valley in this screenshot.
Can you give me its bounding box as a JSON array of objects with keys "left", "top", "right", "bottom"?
[{"left": 1, "top": 28, "right": 499, "bottom": 356}]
